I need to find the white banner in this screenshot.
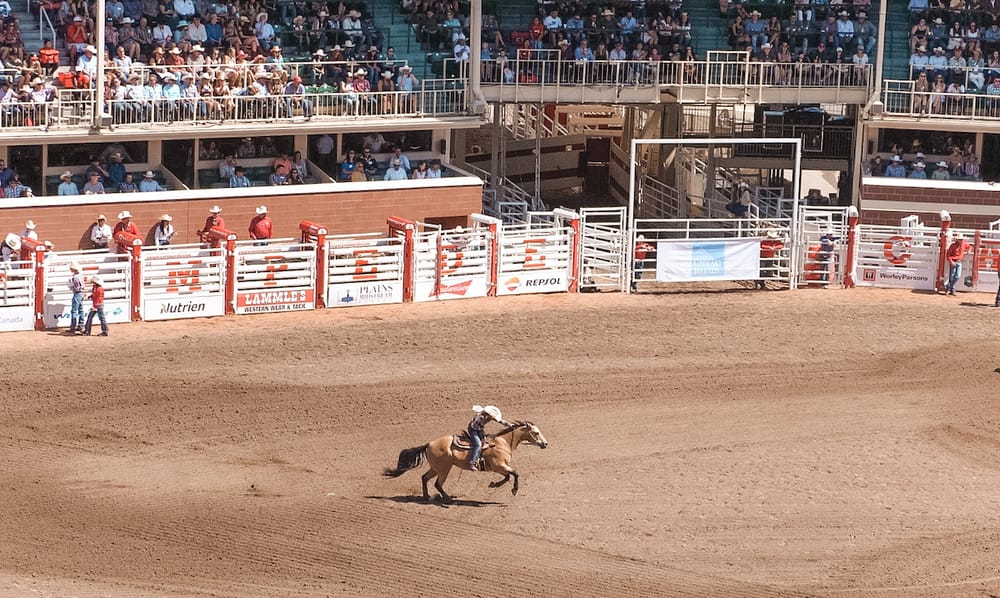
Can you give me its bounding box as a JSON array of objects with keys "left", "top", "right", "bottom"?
[
  {"left": 142, "top": 296, "right": 226, "bottom": 321},
  {"left": 45, "top": 300, "right": 131, "bottom": 328},
  {"left": 655, "top": 239, "right": 761, "bottom": 282},
  {"left": 0, "top": 306, "right": 34, "bottom": 332},
  {"left": 496, "top": 270, "right": 568, "bottom": 295},
  {"left": 328, "top": 281, "right": 404, "bottom": 307}
]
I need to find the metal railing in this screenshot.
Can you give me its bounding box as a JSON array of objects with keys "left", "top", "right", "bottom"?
[
  {"left": 38, "top": 3, "right": 56, "bottom": 43},
  {"left": 882, "top": 78, "right": 1000, "bottom": 119}
]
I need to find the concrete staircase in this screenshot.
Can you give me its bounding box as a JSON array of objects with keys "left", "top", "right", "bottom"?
[
  {"left": 882, "top": 0, "right": 911, "bottom": 80},
  {"left": 366, "top": 0, "right": 430, "bottom": 79},
  {"left": 7, "top": 0, "right": 65, "bottom": 68}
]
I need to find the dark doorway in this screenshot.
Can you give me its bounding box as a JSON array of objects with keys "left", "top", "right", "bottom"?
[
  {"left": 163, "top": 139, "right": 194, "bottom": 188},
  {"left": 9, "top": 145, "right": 42, "bottom": 195},
  {"left": 982, "top": 134, "right": 1000, "bottom": 182}
]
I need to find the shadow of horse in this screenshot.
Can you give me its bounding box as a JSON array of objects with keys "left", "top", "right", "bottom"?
[{"left": 366, "top": 495, "right": 505, "bottom": 509}]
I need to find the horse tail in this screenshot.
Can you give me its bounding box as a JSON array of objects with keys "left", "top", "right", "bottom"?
[{"left": 382, "top": 444, "right": 429, "bottom": 478}]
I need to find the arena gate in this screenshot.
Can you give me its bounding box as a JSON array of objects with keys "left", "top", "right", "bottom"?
[
  {"left": 796, "top": 206, "right": 851, "bottom": 287},
  {"left": 233, "top": 239, "right": 317, "bottom": 315},
  {"left": 630, "top": 217, "right": 794, "bottom": 291},
  {"left": 139, "top": 243, "right": 229, "bottom": 321},
  {"left": 578, "top": 207, "right": 627, "bottom": 292},
  {"left": 43, "top": 249, "right": 132, "bottom": 329},
  {"left": 495, "top": 209, "right": 579, "bottom": 296},
  {"left": 853, "top": 215, "right": 940, "bottom": 291},
  {"left": 326, "top": 231, "right": 406, "bottom": 308}
]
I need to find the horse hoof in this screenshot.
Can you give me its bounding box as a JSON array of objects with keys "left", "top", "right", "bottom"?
[{"left": 511, "top": 488, "right": 518, "bottom": 496}]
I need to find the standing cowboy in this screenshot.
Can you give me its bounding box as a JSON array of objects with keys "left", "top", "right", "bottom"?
[
  {"left": 248, "top": 205, "right": 272, "bottom": 246},
  {"left": 66, "top": 261, "right": 85, "bottom": 335},
  {"left": 197, "top": 205, "right": 225, "bottom": 246},
  {"left": 467, "top": 404, "right": 513, "bottom": 471}
]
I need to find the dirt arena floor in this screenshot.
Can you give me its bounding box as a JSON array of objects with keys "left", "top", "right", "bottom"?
[{"left": 2, "top": 285, "right": 1000, "bottom": 597}]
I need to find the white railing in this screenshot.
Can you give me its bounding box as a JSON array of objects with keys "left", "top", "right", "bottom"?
[
  {"left": 38, "top": 4, "right": 56, "bottom": 43},
  {"left": 882, "top": 78, "right": 1000, "bottom": 119}
]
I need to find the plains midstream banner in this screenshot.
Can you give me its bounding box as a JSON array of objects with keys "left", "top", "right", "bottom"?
[{"left": 655, "top": 239, "right": 761, "bottom": 282}]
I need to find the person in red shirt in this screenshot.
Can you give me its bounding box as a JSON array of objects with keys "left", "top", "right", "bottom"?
[
  {"left": 197, "top": 205, "right": 225, "bottom": 246},
  {"left": 945, "top": 232, "right": 971, "bottom": 296},
  {"left": 113, "top": 210, "right": 139, "bottom": 253},
  {"left": 632, "top": 234, "right": 655, "bottom": 292},
  {"left": 83, "top": 275, "right": 108, "bottom": 336},
  {"left": 38, "top": 39, "right": 60, "bottom": 77},
  {"left": 248, "top": 205, "right": 272, "bottom": 246},
  {"left": 758, "top": 229, "right": 785, "bottom": 289}
]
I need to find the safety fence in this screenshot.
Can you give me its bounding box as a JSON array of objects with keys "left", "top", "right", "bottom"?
[{"left": 5, "top": 209, "right": 1000, "bottom": 332}]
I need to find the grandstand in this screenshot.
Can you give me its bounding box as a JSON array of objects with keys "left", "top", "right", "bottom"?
[{"left": 1, "top": 0, "right": 999, "bottom": 252}]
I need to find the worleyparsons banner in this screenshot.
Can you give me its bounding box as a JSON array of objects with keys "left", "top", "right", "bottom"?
[{"left": 655, "top": 239, "right": 761, "bottom": 282}]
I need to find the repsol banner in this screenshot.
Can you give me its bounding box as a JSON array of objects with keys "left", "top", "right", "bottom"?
[
  {"left": 143, "top": 296, "right": 226, "bottom": 321},
  {"left": 495, "top": 271, "right": 569, "bottom": 296},
  {"left": 236, "top": 290, "right": 315, "bottom": 314},
  {"left": 328, "top": 281, "right": 403, "bottom": 308}
]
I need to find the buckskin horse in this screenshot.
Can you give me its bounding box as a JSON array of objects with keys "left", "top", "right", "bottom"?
[{"left": 383, "top": 421, "right": 548, "bottom": 502}]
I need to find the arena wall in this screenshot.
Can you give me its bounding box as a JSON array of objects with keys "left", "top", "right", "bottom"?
[
  {"left": 0, "top": 179, "right": 484, "bottom": 250},
  {"left": 861, "top": 179, "right": 1000, "bottom": 228}
]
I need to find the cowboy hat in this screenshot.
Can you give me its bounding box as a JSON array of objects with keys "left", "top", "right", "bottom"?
[
  {"left": 315, "top": 48, "right": 328, "bottom": 55},
  {"left": 169, "top": 47, "right": 182, "bottom": 54},
  {"left": 90, "top": 275, "right": 103, "bottom": 285},
  {"left": 191, "top": 44, "right": 204, "bottom": 52},
  {"left": 60, "top": 171, "right": 73, "bottom": 180},
  {"left": 472, "top": 405, "right": 503, "bottom": 420},
  {"left": 765, "top": 229, "right": 782, "bottom": 239},
  {"left": 602, "top": 8, "right": 614, "bottom": 15},
  {"left": 209, "top": 205, "right": 222, "bottom": 214},
  {"left": 97, "top": 214, "right": 106, "bottom": 220},
  {"left": 30, "top": 77, "right": 43, "bottom": 85},
  {"left": 382, "top": 70, "right": 393, "bottom": 78},
  {"left": 355, "top": 68, "right": 366, "bottom": 76},
  {"left": 160, "top": 214, "right": 172, "bottom": 221},
  {"left": 84, "top": 44, "right": 97, "bottom": 53},
  {"left": 914, "top": 161, "right": 926, "bottom": 168},
  {"left": 953, "top": 231, "right": 965, "bottom": 239},
  {"left": 348, "top": 9, "right": 361, "bottom": 17},
  {"left": 117, "top": 210, "right": 132, "bottom": 219},
  {"left": 255, "top": 205, "right": 267, "bottom": 214},
  {"left": 24, "top": 220, "right": 35, "bottom": 230},
  {"left": 4, "top": 233, "right": 21, "bottom": 251},
  {"left": 69, "top": 261, "right": 81, "bottom": 272},
  {"left": 343, "top": 40, "right": 355, "bottom": 48},
  {"left": 937, "top": 161, "right": 948, "bottom": 168},
  {"left": 121, "top": 16, "right": 133, "bottom": 23}
]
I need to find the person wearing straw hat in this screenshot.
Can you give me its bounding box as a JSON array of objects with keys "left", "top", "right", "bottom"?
[
  {"left": 21, "top": 220, "right": 38, "bottom": 240},
  {"left": 197, "top": 205, "right": 225, "bottom": 244},
  {"left": 944, "top": 232, "right": 972, "bottom": 296},
  {"left": 248, "top": 206, "right": 272, "bottom": 246},
  {"left": 1, "top": 232, "right": 20, "bottom": 262},
  {"left": 83, "top": 275, "right": 108, "bottom": 336},
  {"left": 466, "top": 405, "right": 513, "bottom": 471},
  {"left": 57, "top": 171, "right": 79, "bottom": 196},
  {"left": 154, "top": 214, "right": 176, "bottom": 246},
  {"left": 66, "top": 261, "right": 86, "bottom": 335},
  {"left": 931, "top": 160, "right": 951, "bottom": 180},
  {"left": 139, "top": 170, "right": 166, "bottom": 192},
  {"left": 91, "top": 214, "right": 113, "bottom": 249}
]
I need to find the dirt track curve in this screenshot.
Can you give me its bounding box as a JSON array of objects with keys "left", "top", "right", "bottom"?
[{"left": 2, "top": 286, "right": 1000, "bottom": 597}]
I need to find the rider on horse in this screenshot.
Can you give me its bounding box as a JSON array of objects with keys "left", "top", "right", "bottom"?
[{"left": 468, "top": 405, "right": 512, "bottom": 471}]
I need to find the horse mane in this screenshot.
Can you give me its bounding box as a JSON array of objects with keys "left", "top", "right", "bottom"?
[{"left": 488, "top": 420, "right": 532, "bottom": 439}]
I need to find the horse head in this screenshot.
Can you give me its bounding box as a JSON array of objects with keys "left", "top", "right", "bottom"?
[{"left": 514, "top": 421, "right": 548, "bottom": 449}]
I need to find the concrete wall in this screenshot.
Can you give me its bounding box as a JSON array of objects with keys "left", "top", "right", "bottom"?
[
  {"left": 0, "top": 179, "right": 484, "bottom": 251},
  {"left": 464, "top": 134, "right": 586, "bottom": 192},
  {"left": 861, "top": 178, "right": 1000, "bottom": 229}
]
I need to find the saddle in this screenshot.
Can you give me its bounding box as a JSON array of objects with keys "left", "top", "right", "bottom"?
[{"left": 452, "top": 431, "right": 491, "bottom": 452}]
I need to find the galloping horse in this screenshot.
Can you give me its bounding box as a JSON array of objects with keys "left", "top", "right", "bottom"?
[{"left": 383, "top": 421, "right": 548, "bottom": 502}]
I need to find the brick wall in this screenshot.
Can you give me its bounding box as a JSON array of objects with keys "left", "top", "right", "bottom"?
[
  {"left": 1, "top": 183, "right": 483, "bottom": 251},
  {"left": 862, "top": 182, "right": 1000, "bottom": 229}
]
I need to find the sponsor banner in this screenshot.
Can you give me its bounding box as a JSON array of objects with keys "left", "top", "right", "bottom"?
[
  {"left": 655, "top": 239, "right": 760, "bottom": 282},
  {"left": 0, "top": 306, "right": 35, "bottom": 332},
  {"left": 143, "top": 295, "right": 226, "bottom": 321},
  {"left": 413, "top": 277, "right": 489, "bottom": 302},
  {"left": 327, "top": 281, "right": 404, "bottom": 308},
  {"left": 44, "top": 300, "right": 131, "bottom": 329},
  {"left": 856, "top": 266, "right": 936, "bottom": 290},
  {"left": 496, "top": 270, "right": 568, "bottom": 296},
  {"left": 235, "top": 289, "right": 315, "bottom": 315}
]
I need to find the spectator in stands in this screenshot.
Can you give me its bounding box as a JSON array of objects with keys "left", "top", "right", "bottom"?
[
  {"left": 204, "top": 13, "right": 222, "bottom": 50},
  {"left": 154, "top": 214, "right": 175, "bottom": 245},
  {"left": 454, "top": 34, "right": 470, "bottom": 61},
  {"left": 383, "top": 158, "right": 407, "bottom": 180},
  {"left": 855, "top": 12, "right": 876, "bottom": 56},
  {"left": 342, "top": 9, "right": 365, "bottom": 47},
  {"left": 119, "top": 172, "right": 138, "bottom": 192},
  {"left": 107, "top": 152, "right": 127, "bottom": 189},
  {"left": 932, "top": 161, "right": 951, "bottom": 180},
  {"left": 0, "top": 159, "right": 13, "bottom": 188},
  {"left": 543, "top": 9, "right": 562, "bottom": 47},
  {"left": 930, "top": 18, "right": 948, "bottom": 50},
  {"left": 928, "top": 46, "right": 948, "bottom": 80},
  {"left": 339, "top": 149, "right": 357, "bottom": 181},
  {"left": 283, "top": 75, "right": 311, "bottom": 119},
  {"left": 76, "top": 44, "right": 99, "bottom": 85},
  {"left": 969, "top": 48, "right": 986, "bottom": 89},
  {"left": 396, "top": 64, "right": 418, "bottom": 112},
  {"left": 929, "top": 73, "right": 947, "bottom": 112},
  {"left": 0, "top": 22, "right": 25, "bottom": 65},
  {"left": 288, "top": 168, "right": 304, "bottom": 184},
  {"left": 428, "top": 160, "right": 442, "bottom": 178},
  {"left": 944, "top": 232, "right": 971, "bottom": 295},
  {"left": 745, "top": 10, "right": 767, "bottom": 52},
  {"left": 964, "top": 153, "right": 981, "bottom": 180},
  {"left": 237, "top": 136, "right": 256, "bottom": 159},
  {"left": 90, "top": 214, "right": 112, "bottom": 249},
  {"left": 268, "top": 163, "right": 289, "bottom": 185},
  {"left": 219, "top": 154, "right": 236, "bottom": 179},
  {"left": 360, "top": 146, "right": 378, "bottom": 179},
  {"left": 139, "top": 170, "right": 165, "bottom": 191},
  {"left": 152, "top": 19, "right": 172, "bottom": 47},
  {"left": 885, "top": 155, "right": 907, "bottom": 177},
  {"left": 315, "top": 133, "right": 335, "bottom": 173},
  {"left": 58, "top": 171, "right": 79, "bottom": 195},
  {"left": 909, "top": 161, "right": 928, "bottom": 178},
  {"left": 248, "top": 206, "right": 272, "bottom": 245},
  {"left": 83, "top": 171, "right": 106, "bottom": 194},
  {"left": 411, "top": 160, "right": 428, "bottom": 179},
  {"left": 913, "top": 71, "right": 930, "bottom": 112},
  {"left": 869, "top": 155, "right": 885, "bottom": 176},
  {"left": 83, "top": 275, "right": 108, "bottom": 336},
  {"left": 65, "top": 16, "right": 89, "bottom": 65},
  {"left": 229, "top": 165, "right": 251, "bottom": 187},
  {"left": 38, "top": 39, "right": 59, "bottom": 77}
]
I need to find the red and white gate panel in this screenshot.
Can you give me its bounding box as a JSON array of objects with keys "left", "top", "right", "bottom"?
[
  {"left": 964, "top": 233, "right": 1000, "bottom": 293},
  {"left": 326, "top": 233, "right": 405, "bottom": 307},
  {"left": 234, "top": 240, "right": 317, "bottom": 314},
  {"left": 855, "top": 225, "right": 939, "bottom": 290},
  {"left": 0, "top": 261, "right": 35, "bottom": 331},
  {"left": 141, "top": 245, "right": 227, "bottom": 321},
  {"left": 44, "top": 251, "right": 132, "bottom": 328},
  {"left": 412, "top": 227, "right": 492, "bottom": 302},
  {"left": 496, "top": 224, "right": 574, "bottom": 295}
]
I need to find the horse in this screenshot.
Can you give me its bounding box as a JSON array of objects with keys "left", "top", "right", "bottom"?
[{"left": 383, "top": 421, "right": 548, "bottom": 502}]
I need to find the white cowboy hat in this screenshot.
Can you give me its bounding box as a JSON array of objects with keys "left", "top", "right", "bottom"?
[
  {"left": 144, "top": 170, "right": 155, "bottom": 178},
  {"left": 69, "top": 261, "right": 81, "bottom": 272},
  {"left": 937, "top": 161, "right": 948, "bottom": 168},
  {"left": 315, "top": 48, "right": 328, "bottom": 55},
  {"left": 472, "top": 404, "right": 503, "bottom": 420},
  {"left": 4, "top": 233, "right": 21, "bottom": 251},
  {"left": 255, "top": 205, "right": 267, "bottom": 214},
  {"left": 765, "top": 229, "right": 782, "bottom": 239},
  {"left": 60, "top": 171, "right": 73, "bottom": 180},
  {"left": 117, "top": 210, "right": 132, "bottom": 219},
  {"left": 191, "top": 44, "right": 205, "bottom": 52},
  {"left": 355, "top": 68, "right": 366, "bottom": 76},
  {"left": 90, "top": 275, "right": 103, "bottom": 285},
  {"left": 24, "top": 220, "right": 35, "bottom": 230},
  {"left": 914, "top": 161, "right": 926, "bottom": 168},
  {"left": 209, "top": 205, "right": 222, "bottom": 214},
  {"left": 84, "top": 44, "right": 96, "bottom": 53},
  {"left": 343, "top": 40, "right": 355, "bottom": 48},
  {"left": 97, "top": 214, "right": 106, "bottom": 220},
  {"left": 121, "top": 16, "right": 133, "bottom": 23},
  {"left": 953, "top": 232, "right": 965, "bottom": 239},
  {"left": 160, "top": 214, "right": 172, "bottom": 221}
]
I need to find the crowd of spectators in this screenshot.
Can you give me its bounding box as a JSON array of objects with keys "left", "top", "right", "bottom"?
[{"left": 867, "top": 134, "right": 982, "bottom": 180}]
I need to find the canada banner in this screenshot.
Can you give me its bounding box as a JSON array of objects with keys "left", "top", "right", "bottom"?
[
  {"left": 236, "top": 289, "right": 315, "bottom": 314},
  {"left": 655, "top": 239, "right": 761, "bottom": 282}
]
